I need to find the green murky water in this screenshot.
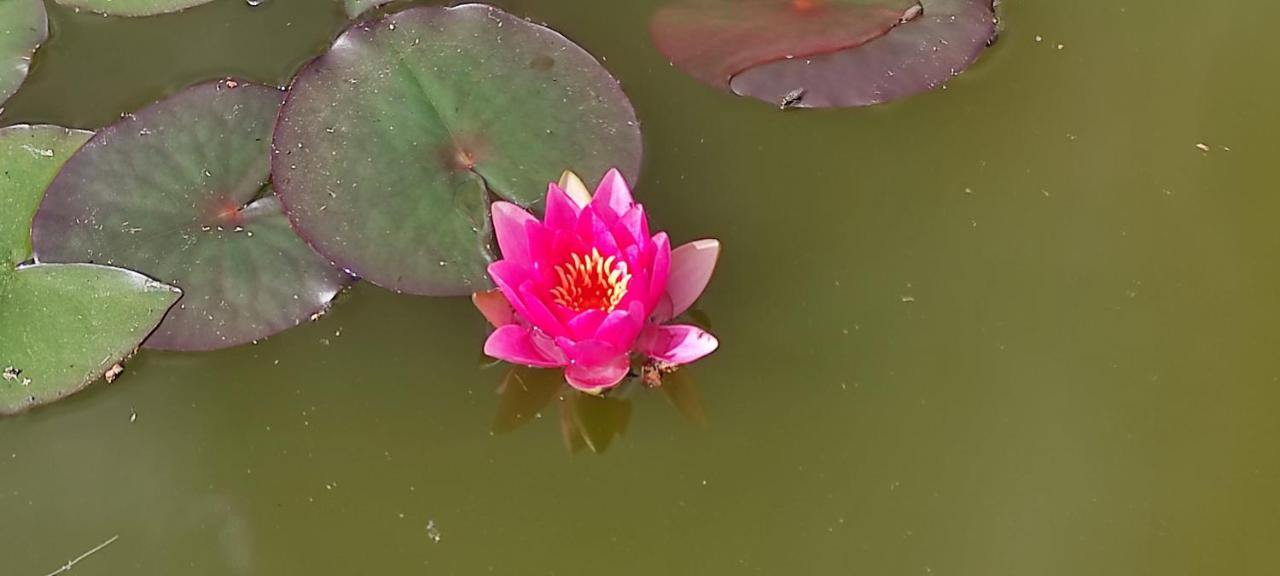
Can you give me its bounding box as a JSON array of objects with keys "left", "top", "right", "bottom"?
[{"left": 4, "top": 0, "right": 1280, "bottom": 573}]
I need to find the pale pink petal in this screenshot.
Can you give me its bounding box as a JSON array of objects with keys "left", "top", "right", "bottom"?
[
  {"left": 664, "top": 239, "right": 720, "bottom": 320},
  {"left": 485, "top": 325, "right": 565, "bottom": 368},
  {"left": 491, "top": 201, "right": 536, "bottom": 265},
  {"left": 557, "top": 170, "right": 593, "bottom": 208},
  {"left": 472, "top": 289, "right": 514, "bottom": 328},
  {"left": 589, "top": 168, "right": 635, "bottom": 219},
  {"left": 639, "top": 325, "right": 719, "bottom": 366},
  {"left": 544, "top": 183, "right": 581, "bottom": 231}
]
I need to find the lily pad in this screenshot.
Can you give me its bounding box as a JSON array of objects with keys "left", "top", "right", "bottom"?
[
  {"left": 0, "top": 125, "right": 180, "bottom": 415},
  {"left": 0, "top": 0, "right": 46, "bottom": 108},
  {"left": 273, "top": 4, "right": 643, "bottom": 295},
  {"left": 651, "top": 0, "right": 999, "bottom": 108},
  {"left": 32, "top": 80, "right": 351, "bottom": 351},
  {"left": 52, "top": 0, "right": 216, "bottom": 17},
  {"left": 343, "top": 0, "right": 393, "bottom": 18}
]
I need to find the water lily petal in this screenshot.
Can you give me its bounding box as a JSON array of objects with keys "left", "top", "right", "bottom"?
[
  {"left": 595, "top": 302, "right": 646, "bottom": 351},
  {"left": 492, "top": 201, "right": 537, "bottom": 265},
  {"left": 544, "top": 182, "right": 582, "bottom": 231},
  {"left": 485, "top": 325, "right": 565, "bottom": 368},
  {"left": 613, "top": 204, "right": 649, "bottom": 249},
  {"left": 575, "top": 205, "right": 620, "bottom": 257},
  {"left": 489, "top": 261, "right": 566, "bottom": 337},
  {"left": 518, "top": 280, "right": 569, "bottom": 337},
  {"left": 646, "top": 233, "right": 672, "bottom": 313},
  {"left": 567, "top": 308, "right": 609, "bottom": 340},
  {"left": 590, "top": 168, "right": 635, "bottom": 219},
  {"left": 564, "top": 358, "right": 630, "bottom": 392},
  {"left": 472, "top": 289, "right": 515, "bottom": 327},
  {"left": 640, "top": 324, "right": 719, "bottom": 366},
  {"left": 557, "top": 337, "right": 630, "bottom": 391},
  {"left": 664, "top": 239, "right": 720, "bottom": 319},
  {"left": 558, "top": 170, "right": 593, "bottom": 208}
]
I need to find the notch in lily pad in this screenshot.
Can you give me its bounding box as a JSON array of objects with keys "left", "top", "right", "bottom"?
[
  {"left": 273, "top": 3, "right": 643, "bottom": 296},
  {"left": 1, "top": 125, "right": 181, "bottom": 415},
  {"left": 651, "top": 0, "right": 1000, "bottom": 108},
  {"left": 32, "top": 80, "right": 352, "bottom": 352}
]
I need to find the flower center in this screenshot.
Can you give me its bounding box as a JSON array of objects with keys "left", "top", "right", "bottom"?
[{"left": 549, "top": 248, "right": 631, "bottom": 312}]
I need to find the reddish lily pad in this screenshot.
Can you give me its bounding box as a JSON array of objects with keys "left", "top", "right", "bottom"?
[
  {"left": 32, "top": 80, "right": 351, "bottom": 351},
  {"left": 273, "top": 4, "right": 643, "bottom": 295},
  {"left": 51, "top": 0, "right": 216, "bottom": 17},
  {"left": 651, "top": 0, "right": 999, "bottom": 108},
  {"left": 1, "top": 125, "right": 181, "bottom": 415},
  {"left": 0, "top": 0, "right": 46, "bottom": 109}
]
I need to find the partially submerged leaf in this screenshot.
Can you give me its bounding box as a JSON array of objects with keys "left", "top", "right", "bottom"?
[
  {"left": 651, "top": 0, "right": 999, "bottom": 108},
  {"left": 32, "top": 80, "right": 351, "bottom": 351},
  {"left": 51, "top": 0, "right": 216, "bottom": 17},
  {"left": 0, "top": 125, "right": 180, "bottom": 415},
  {"left": 0, "top": 0, "right": 46, "bottom": 108},
  {"left": 0, "top": 263, "right": 180, "bottom": 414},
  {"left": 274, "top": 4, "right": 643, "bottom": 295}
]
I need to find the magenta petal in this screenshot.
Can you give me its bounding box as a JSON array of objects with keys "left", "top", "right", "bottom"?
[
  {"left": 489, "top": 261, "right": 566, "bottom": 338},
  {"left": 472, "top": 289, "right": 515, "bottom": 328},
  {"left": 567, "top": 308, "right": 609, "bottom": 340},
  {"left": 646, "top": 233, "right": 672, "bottom": 314},
  {"left": 595, "top": 302, "right": 645, "bottom": 351},
  {"left": 640, "top": 325, "right": 719, "bottom": 366},
  {"left": 575, "top": 206, "right": 619, "bottom": 256},
  {"left": 564, "top": 357, "right": 630, "bottom": 392},
  {"left": 556, "top": 337, "right": 630, "bottom": 391},
  {"left": 485, "top": 325, "right": 565, "bottom": 368},
  {"left": 491, "top": 201, "right": 536, "bottom": 265},
  {"left": 589, "top": 168, "right": 635, "bottom": 219},
  {"left": 517, "top": 280, "right": 569, "bottom": 337},
  {"left": 614, "top": 205, "right": 649, "bottom": 249},
  {"left": 544, "top": 183, "right": 581, "bottom": 231},
  {"left": 664, "top": 239, "right": 720, "bottom": 320}
]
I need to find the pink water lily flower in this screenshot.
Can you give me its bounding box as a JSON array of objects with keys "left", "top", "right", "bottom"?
[{"left": 473, "top": 168, "right": 720, "bottom": 393}]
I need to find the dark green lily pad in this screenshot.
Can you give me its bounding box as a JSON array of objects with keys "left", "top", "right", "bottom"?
[
  {"left": 32, "top": 80, "right": 351, "bottom": 351},
  {"left": 1, "top": 125, "right": 180, "bottom": 415},
  {"left": 651, "top": 0, "right": 999, "bottom": 108},
  {"left": 52, "top": 0, "right": 216, "bottom": 17},
  {"left": 274, "top": 4, "right": 643, "bottom": 295},
  {"left": 0, "top": 0, "right": 46, "bottom": 108}
]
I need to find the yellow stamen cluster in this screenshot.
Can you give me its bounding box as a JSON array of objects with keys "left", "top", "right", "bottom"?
[{"left": 550, "top": 248, "right": 631, "bottom": 312}]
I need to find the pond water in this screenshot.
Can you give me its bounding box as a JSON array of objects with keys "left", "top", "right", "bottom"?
[{"left": 4, "top": 0, "right": 1280, "bottom": 574}]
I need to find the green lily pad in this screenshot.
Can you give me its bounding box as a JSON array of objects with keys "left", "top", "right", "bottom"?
[
  {"left": 343, "top": 0, "right": 392, "bottom": 18},
  {"left": 274, "top": 4, "right": 643, "bottom": 295},
  {"left": 32, "top": 80, "right": 351, "bottom": 351},
  {"left": 52, "top": 0, "right": 216, "bottom": 17},
  {"left": 0, "top": 125, "right": 180, "bottom": 415},
  {"left": 0, "top": 0, "right": 46, "bottom": 108}
]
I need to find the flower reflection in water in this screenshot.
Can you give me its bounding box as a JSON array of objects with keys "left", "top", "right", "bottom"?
[{"left": 491, "top": 365, "right": 707, "bottom": 454}]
